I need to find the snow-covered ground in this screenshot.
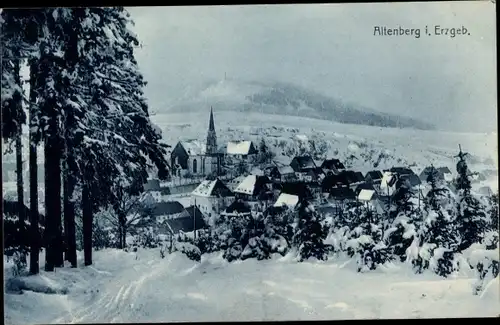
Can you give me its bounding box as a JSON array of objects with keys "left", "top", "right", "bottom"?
[{"left": 4, "top": 249, "right": 499, "bottom": 324}]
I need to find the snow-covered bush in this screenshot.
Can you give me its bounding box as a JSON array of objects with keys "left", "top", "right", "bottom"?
[
  {"left": 346, "top": 209, "right": 391, "bottom": 272},
  {"left": 176, "top": 233, "right": 201, "bottom": 262},
  {"left": 384, "top": 209, "right": 422, "bottom": 262},
  {"left": 464, "top": 232, "right": 499, "bottom": 295},
  {"left": 292, "top": 200, "right": 328, "bottom": 262},
  {"left": 133, "top": 226, "right": 161, "bottom": 249}
]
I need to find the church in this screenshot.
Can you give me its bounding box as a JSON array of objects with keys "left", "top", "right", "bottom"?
[{"left": 170, "top": 108, "right": 223, "bottom": 177}]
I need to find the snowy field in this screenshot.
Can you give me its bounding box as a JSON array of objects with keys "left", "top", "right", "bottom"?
[{"left": 4, "top": 249, "right": 499, "bottom": 324}]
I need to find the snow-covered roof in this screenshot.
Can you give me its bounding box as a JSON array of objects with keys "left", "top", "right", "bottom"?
[
  {"left": 295, "top": 134, "right": 308, "bottom": 141},
  {"left": 358, "top": 189, "right": 376, "bottom": 202},
  {"left": 273, "top": 193, "right": 299, "bottom": 208},
  {"left": 234, "top": 175, "right": 257, "bottom": 195},
  {"left": 192, "top": 180, "right": 217, "bottom": 197},
  {"left": 181, "top": 140, "right": 206, "bottom": 156},
  {"left": 192, "top": 179, "right": 232, "bottom": 197},
  {"left": 227, "top": 141, "right": 253, "bottom": 155},
  {"left": 226, "top": 175, "right": 247, "bottom": 191},
  {"left": 277, "top": 166, "right": 295, "bottom": 175}
]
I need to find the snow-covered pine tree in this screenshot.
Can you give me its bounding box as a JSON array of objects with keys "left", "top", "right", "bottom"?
[
  {"left": 410, "top": 166, "right": 460, "bottom": 276},
  {"left": 384, "top": 178, "right": 422, "bottom": 262},
  {"left": 292, "top": 198, "right": 328, "bottom": 262},
  {"left": 34, "top": 8, "right": 171, "bottom": 266},
  {"left": 453, "top": 148, "right": 489, "bottom": 252},
  {"left": 241, "top": 212, "right": 268, "bottom": 260},
  {"left": 346, "top": 207, "right": 391, "bottom": 272},
  {"left": 1, "top": 9, "right": 31, "bottom": 271}
]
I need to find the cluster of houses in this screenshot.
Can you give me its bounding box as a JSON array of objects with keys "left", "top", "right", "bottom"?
[
  {"left": 138, "top": 108, "right": 494, "bottom": 237},
  {"left": 143, "top": 152, "right": 474, "bottom": 237}
]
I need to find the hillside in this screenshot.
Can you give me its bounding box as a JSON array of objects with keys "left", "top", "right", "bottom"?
[{"left": 164, "top": 78, "right": 434, "bottom": 130}]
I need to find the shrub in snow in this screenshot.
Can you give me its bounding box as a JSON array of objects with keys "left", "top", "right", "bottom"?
[
  {"left": 292, "top": 199, "right": 328, "bottom": 262},
  {"left": 464, "top": 233, "right": 500, "bottom": 295},
  {"left": 133, "top": 226, "right": 161, "bottom": 249},
  {"left": 92, "top": 218, "right": 114, "bottom": 250},
  {"left": 194, "top": 229, "right": 218, "bottom": 254},
  {"left": 346, "top": 209, "right": 391, "bottom": 272},
  {"left": 384, "top": 209, "right": 422, "bottom": 262},
  {"left": 175, "top": 233, "right": 201, "bottom": 262}
]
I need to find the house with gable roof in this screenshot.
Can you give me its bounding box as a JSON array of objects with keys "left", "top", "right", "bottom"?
[
  {"left": 191, "top": 178, "right": 234, "bottom": 215},
  {"left": 226, "top": 140, "right": 258, "bottom": 160}
]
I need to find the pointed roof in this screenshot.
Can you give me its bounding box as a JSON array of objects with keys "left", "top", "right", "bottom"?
[{"left": 209, "top": 107, "right": 215, "bottom": 131}]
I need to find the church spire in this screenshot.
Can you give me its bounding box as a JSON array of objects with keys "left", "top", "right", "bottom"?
[
  {"left": 206, "top": 106, "right": 217, "bottom": 155},
  {"left": 209, "top": 106, "right": 215, "bottom": 132}
]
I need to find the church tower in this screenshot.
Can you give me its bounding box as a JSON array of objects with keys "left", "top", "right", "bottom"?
[{"left": 206, "top": 107, "right": 217, "bottom": 155}]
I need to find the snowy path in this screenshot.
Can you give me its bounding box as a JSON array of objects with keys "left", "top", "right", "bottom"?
[{"left": 4, "top": 249, "right": 499, "bottom": 324}]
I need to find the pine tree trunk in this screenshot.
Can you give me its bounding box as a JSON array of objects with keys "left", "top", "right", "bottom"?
[
  {"left": 53, "top": 137, "right": 64, "bottom": 267},
  {"left": 118, "top": 212, "right": 126, "bottom": 249},
  {"left": 82, "top": 184, "right": 93, "bottom": 266},
  {"left": 63, "top": 163, "right": 77, "bottom": 267},
  {"left": 29, "top": 61, "right": 40, "bottom": 275},
  {"left": 14, "top": 59, "right": 25, "bottom": 241},
  {"left": 44, "top": 138, "right": 54, "bottom": 272}
]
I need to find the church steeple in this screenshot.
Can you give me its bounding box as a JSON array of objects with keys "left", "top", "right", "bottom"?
[
  {"left": 209, "top": 106, "right": 215, "bottom": 132},
  {"left": 206, "top": 106, "right": 217, "bottom": 155}
]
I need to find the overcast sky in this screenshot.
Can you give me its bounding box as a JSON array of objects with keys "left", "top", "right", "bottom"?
[{"left": 127, "top": 2, "right": 496, "bottom": 133}]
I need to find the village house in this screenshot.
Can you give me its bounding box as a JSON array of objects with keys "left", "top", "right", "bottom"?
[
  {"left": 419, "top": 166, "right": 453, "bottom": 183},
  {"left": 191, "top": 178, "right": 234, "bottom": 215},
  {"left": 399, "top": 173, "right": 422, "bottom": 188},
  {"left": 220, "top": 199, "right": 252, "bottom": 218},
  {"left": 357, "top": 189, "right": 384, "bottom": 214},
  {"left": 326, "top": 186, "right": 358, "bottom": 215},
  {"left": 290, "top": 155, "right": 317, "bottom": 182},
  {"left": 278, "top": 182, "right": 314, "bottom": 202},
  {"left": 273, "top": 192, "right": 299, "bottom": 209},
  {"left": 170, "top": 108, "right": 223, "bottom": 177},
  {"left": 364, "top": 170, "right": 383, "bottom": 185},
  {"left": 267, "top": 165, "right": 297, "bottom": 183},
  {"left": 321, "top": 158, "right": 346, "bottom": 174},
  {"left": 388, "top": 167, "right": 416, "bottom": 177},
  {"left": 226, "top": 140, "right": 258, "bottom": 161},
  {"left": 233, "top": 174, "right": 274, "bottom": 204},
  {"left": 150, "top": 201, "right": 191, "bottom": 235},
  {"left": 354, "top": 182, "right": 377, "bottom": 196},
  {"left": 163, "top": 205, "right": 208, "bottom": 235},
  {"left": 437, "top": 167, "right": 453, "bottom": 182},
  {"left": 225, "top": 175, "right": 247, "bottom": 192}
]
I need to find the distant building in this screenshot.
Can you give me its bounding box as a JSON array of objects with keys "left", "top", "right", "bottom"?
[
  {"left": 321, "top": 159, "right": 346, "bottom": 174},
  {"left": 221, "top": 199, "right": 252, "bottom": 218},
  {"left": 170, "top": 108, "right": 223, "bottom": 177},
  {"left": 191, "top": 178, "right": 234, "bottom": 215},
  {"left": 364, "top": 170, "right": 383, "bottom": 184},
  {"left": 226, "top": 140, "right": 258, "bottom": 160},
  {"left": 419, "top": 166, "right": 452, "bottom": 183},
  {"left": 290, "top": 155, "right": 317, "bottom": 182},
  {"left": 273, "top": 193, "right": 299, "bottom": 209},
  {"left": 163, "top": 205, "right": 208, "bottom": 235},
  {"left": 290, "top": 155, "right": 316, "bottom": 173},
  {"left": 268, "top": 165, "right": 296, "bottom": 183},
  {"left": 233, "top": 175, "right": 274, "bottom": 202}
]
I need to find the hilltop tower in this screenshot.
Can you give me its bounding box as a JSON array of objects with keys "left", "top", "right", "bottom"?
[{"left": 206, "top": 106, "right": 217, "bottom": 155}]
